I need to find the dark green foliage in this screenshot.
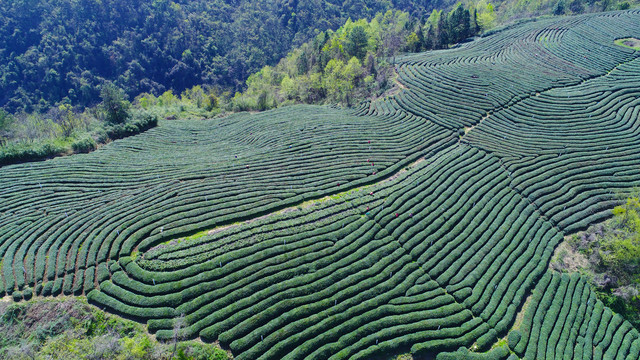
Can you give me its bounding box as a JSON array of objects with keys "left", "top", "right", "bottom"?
[
  {"left": 1, "top": 304, "right": 25, "bottom": 327},
  {"left": 0, "top": 0, "right": 443, "bottom": 113},
  {"left": 101, "top": 84, "right": 130, "bottom": 124},
  {"left": 436, "top": 345, "right": 510, "bottom": 359},
  {"left": 508, "top": 330, "right": 521, "bottom": 349},
  {"left": 0, "top": 141, "right": 67, "bottom": 166},
  {"left": 346, "top": 25, "right": 369, "bottom": 60},
  {"left": 511, "top": 272, "right": 640, "bottom": 359},
  {"left": 71, "top": 137, "right": 97, "bottom": 153},
  {"left": 103, "top": 112, "right": 158, "bottom": 141},
  {"left": 570, "top": 0, "right": 586, "bottom": 12},
  {"left": 598, "top": 290, "right": 640, "bottom": 329},
  {"left": 0, "top": 109, "right": 12, "bottom": 145},
  {"left": 22, "top": 288, "right": 32, "bottom": 300},
  {"left": 256, "top": 91, "right": 270, "bottom": 112},
  {"left": 447, "top": 5, "right": 472, "bottom": 43},
  {"left": 554, "top": 0, "right": 567, "bottom": 14},
  {"left": 422, "top": 4, "right": 480, "bottom": 51}
]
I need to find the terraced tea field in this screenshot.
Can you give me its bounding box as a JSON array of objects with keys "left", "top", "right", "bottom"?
[{"left": 2, "top": 9, "right": 640, "bottom": 360}]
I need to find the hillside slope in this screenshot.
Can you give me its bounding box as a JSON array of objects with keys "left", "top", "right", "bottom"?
[
  {"left": 0, "top": 0, "right": 440, "bottom": 113},
  {"left": 1, "top": 9, "right": 640, "bottom": 359}
]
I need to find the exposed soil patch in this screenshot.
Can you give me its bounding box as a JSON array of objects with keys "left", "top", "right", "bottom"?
[
  {"left": 208, "top": 224, "right": 240, "bottom": 236},
  {"left": 549, "top": 239, "right": 590, "bottom": 273},
  {"left": 615, "top": 38, "right": 640, "bottom": 50},
  {"left": 387, "top": 157, "right": 425, "bottom": 182},
  {"left": 461, "top": 112, "right": 491, "bottom": 137},
  {"left": 512, "top": 294, "right": 533, "bottom": 331}
]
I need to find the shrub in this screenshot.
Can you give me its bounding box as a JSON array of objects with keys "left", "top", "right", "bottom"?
[
  {"left": 104, "top": 112, "right": 158, "bottom": 140},
  {"left": 72, "top": 136, "right": 97, "bottom": 153}
]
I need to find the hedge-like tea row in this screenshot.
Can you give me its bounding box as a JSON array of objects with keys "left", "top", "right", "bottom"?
[
  {"left": 466, "top": 55, "right": 640, "bottom": 232},
  {"left": 0, "top": 104, "right": 455, "bottom": 298},
  {"left": 392, "top": 10, "right": 640, "bottom": 130},
  {"left": 95, "top": 146, "right": 491, "bottom": 358},
  {"left": 83, "top": 145, "right": 561, "bottom": 359},
  {"left": 507, "top": 272, "right": 640, "bottom": 360}
]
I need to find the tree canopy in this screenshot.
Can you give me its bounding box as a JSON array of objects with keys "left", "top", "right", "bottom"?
[{"left": 0, "top": 0, "right": 444, "bottom": 113}]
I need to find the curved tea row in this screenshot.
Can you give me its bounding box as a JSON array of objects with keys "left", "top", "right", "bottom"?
[
  {"left": 89, "top": 145, "right": 563, "bottom": 359},
  {"left": 0, "top": 105, "right": 455, "bottom": 297},
  {"left": 466, "top": 56, "right": 640, "bottom": 232},
  {"left": 437, "top": 272, "right": 640, "bottom": 360},
  {"left": 512, "top": 272, "right": 640, "bottom": 360},
  {"left": 392, "top": 10, "right": 640, "bottom": 130}
]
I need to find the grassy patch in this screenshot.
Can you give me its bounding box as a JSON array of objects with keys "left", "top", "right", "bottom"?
[
  {"left": 491, "top": 338, "right": 508, "bottom": 350},
  {"left": 614, "top": 38, "right": 640, "bottom": 50},
  {"left": 511, "top": 294, "right": 533, "bottom": 331}
]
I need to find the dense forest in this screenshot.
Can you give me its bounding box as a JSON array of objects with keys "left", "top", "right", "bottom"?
[
  {"left": 1, "top": 0, "right": 635, "bottom": 114},
  {"left": 0, "top": 0, "right": 481, "bottom": 165},
  {"left": 0, "top": 0, "right": 448, "bottom": 113}
]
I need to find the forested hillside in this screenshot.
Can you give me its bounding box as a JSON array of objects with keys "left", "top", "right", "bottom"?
[
  {"left": 0, "top": 2, "right": 483, "bottom": 166},
  {"left": 228, "top": 6, "right": 483, "bottom": 110},
  {"left": 0, "top": 0, "right": 442, "bottom": 113},
  {"left": 3, "top": 0, "right": 637, "bottom": 115}
]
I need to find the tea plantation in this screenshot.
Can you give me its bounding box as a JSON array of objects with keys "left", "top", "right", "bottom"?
[{"left": 2, "top": 9, "right": 640, "bottom": 359}]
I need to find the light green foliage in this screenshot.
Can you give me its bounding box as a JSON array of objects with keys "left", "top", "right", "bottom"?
[
  {"left": 159, "top": 90, "right": 178, "bottom": 107},
  {"left": 0, "top": 297, "right": 228, "bottom": 360},
  {"left": 476, "top": 0, "right": 497, "bottom": 30},
  {"left": 323, "top": 57, "right": 364, "bottom": 104},
  {"left": 132, "top": 85, "right": 221, "bottom": 118},
  {"left": 233, "top": 9, "right": 465, "bottom": 109},
  {"left": 615, "top": 37, "right": 640, "bottom": 50},
  {"left": 0, "top": 110, "right": 10, "bottom": 128},
  {"left": 71, "top": 136, "right": 97, "bottom": 153},
  {"left": 553, "top": 193, "right": 640, "bottom": 328},
  {"left": 0, "top": 109, "right": 13, "bottom": 144},
  {"left": 601, "top": 196, "right": 640, "bottom": 276},
  {"left": 182, "top": 86, "right": 206, "bottom": 108},
  {"left": 57, "top": 104, "right": 81, "bottom": 138}
]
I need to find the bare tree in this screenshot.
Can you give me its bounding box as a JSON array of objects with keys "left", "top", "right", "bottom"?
[{"left": 170, "top": 313, "right": 187, "bottom": 359}]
